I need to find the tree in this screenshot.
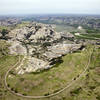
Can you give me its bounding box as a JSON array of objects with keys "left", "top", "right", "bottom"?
[{"left": 1, "top": 29, "right": 8, "bottom": 37}]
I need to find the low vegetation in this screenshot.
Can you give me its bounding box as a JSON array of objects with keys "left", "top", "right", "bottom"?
[
  {"left": 0, "top": 40, "right": 10, "bottom": 57},
  {"left": 5, "top": 45, "right": 93, "bottom": 97},
  {"left": 0, "top": 42, "right": 100, "bottom": 100},
  {"left": 75, "top": 34, "right": 100, "bottom": 40},
  {"left": 0, "top": 55, "right": 19, "bottom": 99},
  {"left": 81, "top": 33, "right": 100, "bottom": 38}
]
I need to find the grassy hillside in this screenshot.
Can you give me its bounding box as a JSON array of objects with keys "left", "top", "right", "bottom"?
[
  {"left": 0, "top": 55, "right": 19, "bottom": 99},
  {"left": 0, "top": 41, "right": 10, "bottom": 57},
  {"left": 0, "top": 44, "right": 100, "bottom": 100}
]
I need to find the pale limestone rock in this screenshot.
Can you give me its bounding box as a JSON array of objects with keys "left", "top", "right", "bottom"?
[
  {"left": 43, "top": 44, "right": 81, "bottom": 60},
  {"left": 9, "top": 41, "right": 27, "bottom": 55},
  {"left": 7, "top": 22, "right": 82, "bottom": 74},
  {"left": 17, "top": 57, "right": 51, "bottom": 74}
]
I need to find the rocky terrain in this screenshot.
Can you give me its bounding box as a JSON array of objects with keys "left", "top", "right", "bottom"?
[
  {"left": 0, "top": 15, "right": 100, "bottom": 100},
  {"left": 0, "top": 17, "right": 21, "bottom": 26},
  {"left": 5, "top": 22, "right": 83, "bottom": 74}
]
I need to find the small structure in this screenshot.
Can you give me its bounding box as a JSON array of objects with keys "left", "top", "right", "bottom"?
[
  {"left": 75, "top": 33, "right": 80, "bottom": 36},
  {"left": 77, "top": 26, "right": 83, "bottom": 30}
]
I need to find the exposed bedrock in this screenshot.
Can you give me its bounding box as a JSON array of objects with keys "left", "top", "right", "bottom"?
[{"left": 7, "top": 22, "right": 83, "bottom": 74}]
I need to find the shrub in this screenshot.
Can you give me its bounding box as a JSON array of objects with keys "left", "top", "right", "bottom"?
[
  {"left": 1, "top": 29, "right": 9, "bottom": 37},
  {"left": 96, "top": 95, "right": 100, "bottom": 100},
  {"left": 89, "top": 86, "right": 96, "bottom": 90},
  {"left": 9, "top": 70, "right": 16, "bottom": 75},
  {"left": 70, "top": 87, "right": 82, "bottom": 95},
  {"left": 53, "top": 89, "right": 60, "bottom": 93},
  {"left": 7, "top": 84, "right": 10, "bottom": 87},
  {"left": 11, "top": 87, "right": 14, "bottom": 91},
  {"left": 19, "top": 78, "right": 24, "bottom": 82},
  {"left": 22, "top": 93, "right": 27, "bottom": 96},
  {"left": 15, "top": 89, "right": 18, "bottom": 93},
  {"left": 44, "top": 92, "right": 50, "bottom": 96}
]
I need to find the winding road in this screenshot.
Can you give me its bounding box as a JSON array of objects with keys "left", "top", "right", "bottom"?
[{"left": 4, "top": 47, "right": 94, "bottom": 99}]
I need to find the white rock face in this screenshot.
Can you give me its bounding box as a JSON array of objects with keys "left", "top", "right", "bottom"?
[
  {"left": 9, "top": 41, "right": 27, "bottom": 55},
  {"left": 8, "top": 23, "right": 62, "bottom": 43},
  {"left": 7, "top": 22, "right": 83, "bottom": 74},
  {"left": 16, "top": 43, "right": 82, "bottom": 74},
  {"left": 43, "top": 44, "right": 82, "bottom": 60},
  {"left": 17, "top": 57, "right": 50, "bottom": 74}
]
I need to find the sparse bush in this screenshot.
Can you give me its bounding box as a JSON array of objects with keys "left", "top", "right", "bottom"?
[
  {"left": 53, "top": 89, "right": 60, "bottom": 93},
  {"left": 19, "top": 78, "right": 24, "bottom": 82},
  {"left": 9, "top": 70, "right": 16, "bottom": 75},
  {"left": 1, "top": 29, "right": 9, "bottom": 37},
  {"left": 89, "top": 86, "right": 96, "bottom": 90},
  {"left": 22, "top": 93, "right": 27, "bottom": 96},
  {"left": 73, "top": 77, "right": 76, "bottom": 80},
  {"left": 11, "top": 87, "right": 14, "bottom": 91},
  {"left": 14, "top": 89, "right": 18, "bottom": 93},
  {"left": 44, "top": 92, "right": 50, "bottom": 96},
  {"left": 96, "top": 95, "right": 100, "bottom": 100},
  {"left": 70, "top": 87, "right": 82, "bottom": 96},
  {"left": 7, "top": 84, "right": 10, "bottom": 87}
]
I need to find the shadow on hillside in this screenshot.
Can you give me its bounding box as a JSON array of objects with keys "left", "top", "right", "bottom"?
[{"left": 30, "top": 58, "right": 63, "bottom": 75}]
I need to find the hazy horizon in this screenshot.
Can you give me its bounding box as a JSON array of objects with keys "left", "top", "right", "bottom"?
[{"left": 0, "top": 0, "right": 100, "bottom": 15}]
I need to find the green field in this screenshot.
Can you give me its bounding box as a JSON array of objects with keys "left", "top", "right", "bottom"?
[
  {"left": 16, "top": 21, "right": 30, "bottom": 29},
  {"left": 82, "top": 33, "right": 100, "bottom": 38},
  {"left": 75, "top": 33, "right": 100, "bottom": 40},
  {"left": 54, "top": 25, "right": 87, "bottom": 35},
  {"left": 54, "top": 25, "right": 76, "bottom": 32}
]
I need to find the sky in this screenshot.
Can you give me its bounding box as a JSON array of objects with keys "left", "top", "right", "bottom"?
[{"left": 0, "top": 0, "right": 100, "bottom": 15}]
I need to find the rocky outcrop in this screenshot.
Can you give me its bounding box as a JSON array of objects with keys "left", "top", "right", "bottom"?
[
  {"left": 43, "top": 44, "right": 82, "bottom": 61},
  {"left": 0, "top": 18, "right": 21, "bottom": 26},
  {"left": 8, "top": 23, "right": 61, "bottom": 43},
  {"left": 7, "top": 22, "right": 83, "bottom": 74},
  {"left": 9, "top": 41, "right": 27, "bottom": 55},
  {"left": 15, "top": 43, "right": 82, "bottom": 74},
  {"left": 17, "top": 57, "right": 50, "bottom": 74}
]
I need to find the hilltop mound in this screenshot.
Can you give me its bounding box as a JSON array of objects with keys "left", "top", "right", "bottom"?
[{"left": 6, "top": 22, "right": 82, "bottom": 74}]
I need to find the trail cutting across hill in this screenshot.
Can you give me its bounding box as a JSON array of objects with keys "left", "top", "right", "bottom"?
[{"left": 4, "top": 46, "right": 94, "bottom": 99}]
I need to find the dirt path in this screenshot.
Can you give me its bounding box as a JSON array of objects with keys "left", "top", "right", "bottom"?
[{"left": 4, "top": 47, "right": 94, "bottom": 99}]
